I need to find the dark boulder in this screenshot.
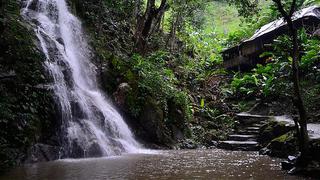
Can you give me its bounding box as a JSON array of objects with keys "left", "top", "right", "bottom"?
[
  {"left": 266, "top": 132, "right": 298, "bottom": 158},
  {"left": 139, "top": 96, "right": 172, "bottom": 145},
  {"left": 258, "top": 120, "right": 295, "bottom": 147},
  {"left": 113, "top": 82, "right": 131, "bottom": 111},
  {"left": 310, "top": 139, "right": 320, "bottom": 162},
  {"left": 167, "top": 98, "right": 190, "bottom": 141},
  {"left": 87, "top": 143, "right": 104, "bottom": 157},
  {"left": 259, "top": 147, "right": 271, "bottom": 155},
  {"left": 25, "top": 144, "right": 61, "bottom": 163},
  {"left": 27, "top": 0, "right": 39, "bottom": 11},
  {"left": 282, "top": 161, "right": 295, "bottom": 170},
  {"left": 177, "top": 139, "right": 198, "bottom": 149}
]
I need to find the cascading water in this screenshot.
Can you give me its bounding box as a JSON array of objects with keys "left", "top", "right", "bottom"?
[{"left": 21, "top": 0, "right": 141, "bottom": 158}]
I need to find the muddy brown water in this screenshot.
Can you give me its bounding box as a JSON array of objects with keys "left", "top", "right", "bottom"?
[{"left": 0, "top": 149, "right": 310, "bottom": 180}]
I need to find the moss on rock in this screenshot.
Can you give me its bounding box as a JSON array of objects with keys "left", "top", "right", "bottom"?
[
  {"left": 0, "top": 0, "right": 56, "bottom": 171},
  {"left": 258, "top": 120, "right": 295, "bottom": 147},
  {"left": 266, "top": 132, "right": 298, "bottom": 158}
]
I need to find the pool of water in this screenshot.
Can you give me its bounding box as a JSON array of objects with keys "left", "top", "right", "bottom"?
[{"left": 1, "top": 149, "right": 306, "bottom": 180}]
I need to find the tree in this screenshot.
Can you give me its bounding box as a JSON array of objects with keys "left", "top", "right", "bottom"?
[
  {"left": 135, "top": 0, "right": 169, "bottom": 53},
  {"left": 227, "top": 0, "right": 259, "bottom": 17},
  {"left": 272, "top": 0, "right": 309, "bottom": 166},
  {"left": 166, "top": 0, "right": 206, "bottom": 52}
]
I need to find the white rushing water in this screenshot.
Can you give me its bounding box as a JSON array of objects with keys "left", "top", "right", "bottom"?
[{"left": 21, "top": 0, "right": 141, "bottom": 157}]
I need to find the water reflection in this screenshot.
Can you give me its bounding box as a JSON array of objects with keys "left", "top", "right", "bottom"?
[{"left": 1, "top": 149, "right": 306, "bottom": 180}]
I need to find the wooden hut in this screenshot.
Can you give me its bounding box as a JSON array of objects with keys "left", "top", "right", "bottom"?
[{"left": 222, "top": 6, "right": 320, "bottom": 71}]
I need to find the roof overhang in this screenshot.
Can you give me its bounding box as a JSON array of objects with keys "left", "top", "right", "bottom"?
[{"left": 222, "top": 6, "right": 320, "bottom": 53}]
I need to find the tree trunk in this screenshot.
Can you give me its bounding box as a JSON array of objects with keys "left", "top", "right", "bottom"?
[
  {"left": 134, "top": 0, "right": 141, "bottom": 24},
  {"left": 167, "top": 11, "right": 183, "bottom": 52},
  {"left": 167, "top": 16, "right": 177, "bottom": 51},
  {"left": 289, "top": 22, "right": 309, "bottom": 163},
  {"left": 135, "top": 0, "right": 168, "bottom": 53},
  {"left": 273, "top": 0, "right": 309, "bottom": 165}
]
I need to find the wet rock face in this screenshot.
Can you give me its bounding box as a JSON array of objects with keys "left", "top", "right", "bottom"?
[
  {"left": 25, "top": 144, "right": 61, "bottom": 163},
  {"left": 113, "top": 83, "right": 131, "bottom": 110},
  {"left": 86, "top": 143, "right": 104, "bottom": 157},
  {"left": 167, "top": 99, "right": 188, "bottom": 141},
  {"left": 111, "top": 82, "right": 188, "bottom": 146},
  {"left": 66, "top": 141, "right": 102, "bottom": 158},
  {"left": 27, "top": 0, "right": 39, "bottom": 11},
  {"left": 68, "top": 141, "right": 85, "bottom": 158},
  {"left": 71, "top": 101, "right": 87, "bottom": 119},
  {"left": 139, "top": 96, "right": 170, "bottom": 144}
]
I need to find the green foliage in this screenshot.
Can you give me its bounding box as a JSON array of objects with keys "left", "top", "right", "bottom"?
[
  {"left": 179, "top": 27, "right": 225, "bottom": 85},
  {"left": 132, "top": 52, "right": 176, "bottom": 100},
  {"left": 163, "top": 1, "right": 242, "bottom": 85},
  {"left": 227, "top": 0, "right": 259, "bottom": 17},
  {"left": 205, "top": 1, "right": 241, "bottom": 35},
  {"left": 184, "top": 27, "right": 224, "bottom": 63},
  {"left": 0, "top": 0, "right": 56, "bottom": 171},
  {"left": 228, "top": 42, "right": 292, "bottom": 98},
  {"left": 225, "top": 1, "right": 276, "bottom": 47},
  {"left": 303, "top": 0, "right": 320, "bottom": 6},
  {"left": 166, "top": 0, "right": 206, "bottom": 31},
  {"left": 71, "top": 0, "right": 136, "bottom": 21},
  {"left": 200, "top": 98, "right": 205, "bottom": 108},
  {"left": 231, "top": 74, "right": 259, "bottom": 95},
  {"left": 232, "top": 100, "right": 255, "bottom": 112},
  {"left": 228, "top": 26, "right": 320, "bottom": 107},
  {"left": 301, "top": 36, "right": 320, "bottom": 71},
  {"left": 129, "top": 51, "right": 192, "bottom": 120}
]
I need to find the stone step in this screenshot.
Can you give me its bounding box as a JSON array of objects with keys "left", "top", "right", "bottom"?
[
  {"left": 236, "top": 113, "right": 270, "bottom": 125},
  {"left": 228, "top": 134, "right": 257, "bottom": 141},
  {"left": 237, "top": 123, "right": 262, "bottom": 129},
  {"left": 217, "top": 140, "right": 259, "bottom": 151},
  {"left": 237, "top": 130, "right": 260, "bottom": 135},
  {"left": 236, "top": 112, "right": 270, "bottom": 119},
  {"left": 245, "top": 127, "right": 260, "bottom": 131},
  {"left": 237, "top": 119, "right": 268, "bottom": 125},
  {"left": 252, "top": 123, "right": 265, "bottom": 127},
  {"left": 223, "top": 113, "right": 271, "bottom": 152}
]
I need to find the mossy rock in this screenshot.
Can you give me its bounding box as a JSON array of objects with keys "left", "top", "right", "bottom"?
[
  {"left": 137, "top": 96, "right": 173, "bottom": 145},
  {"left": 167, "top": 98, "right": 192, "bottom": 139},
  {"left": 258, "top": 120, "right": 295, "bottom": 146},
  {"left": 267, "top": 132, "right": 298, "bottom": 158},
  {"left": 176, "top": 138, "right": 199, "bottom": 149}
]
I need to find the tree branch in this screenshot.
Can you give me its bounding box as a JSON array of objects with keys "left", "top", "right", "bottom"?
[
  {"left": 289, "top": 0, "right": 297, "bottom": 16},
  {"left": 272, "top": 0, "right": 290, "bottom": 21}
]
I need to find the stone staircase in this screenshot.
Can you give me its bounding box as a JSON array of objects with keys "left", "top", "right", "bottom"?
[{"left": 217, "top": 113, "right": 270, "bottom": 151}]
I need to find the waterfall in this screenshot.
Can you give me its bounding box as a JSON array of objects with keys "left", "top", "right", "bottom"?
[{"left": 21, "top": 0, "right": 141, "bottom": 158}]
